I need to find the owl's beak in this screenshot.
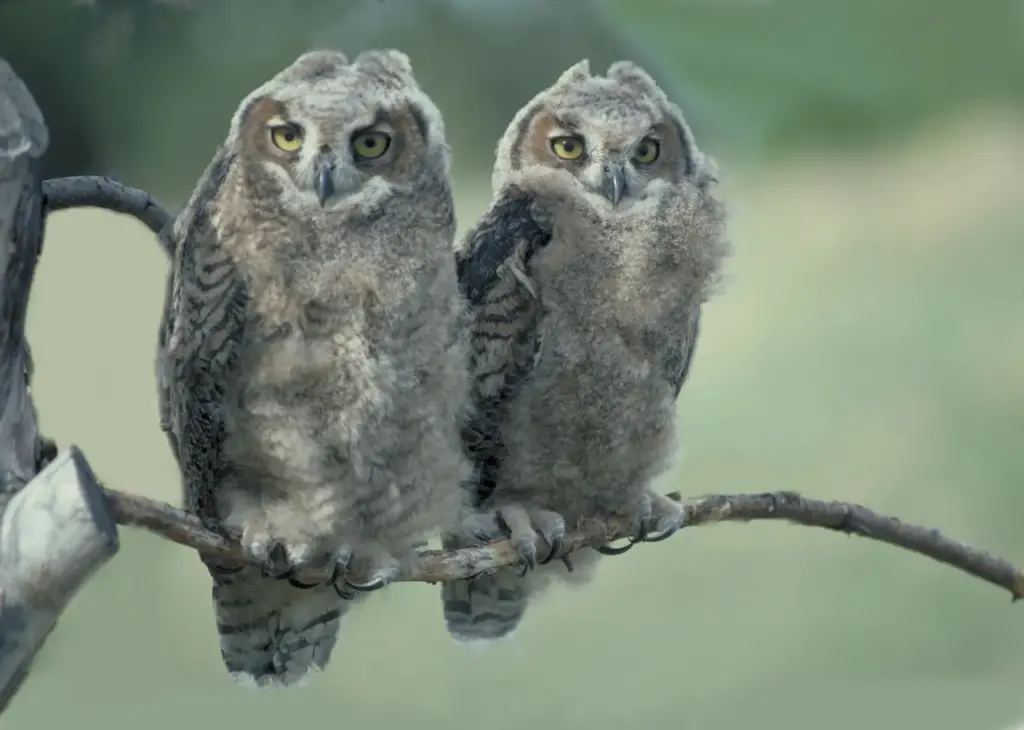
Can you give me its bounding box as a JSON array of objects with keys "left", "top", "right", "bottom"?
[
  {"left": 314, "top": 160, "right": 336, "bottom": 207},
  {"left": 601, "top": 163, "right": 627, "bottom": 206}
]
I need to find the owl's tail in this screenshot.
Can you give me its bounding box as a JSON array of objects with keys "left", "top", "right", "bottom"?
[
  {"left": 441, "top": 567, "right": 529, "bottom": 642},
  {"left": 209, "top": 566, "right": 349, "bottom": 688}
]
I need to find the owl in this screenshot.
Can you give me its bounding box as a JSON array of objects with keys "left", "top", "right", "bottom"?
[
  {"left": 441, "top": 59, "right": 731, "bottom": 642},
  {"left": 158, "top": 48, "right": 472, "bottom": 687}
]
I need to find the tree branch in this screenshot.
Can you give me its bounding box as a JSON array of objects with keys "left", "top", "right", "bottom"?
[
  {"left": 0, "top": 59, "right": 120, "bottom": 715},
  {"left": 41, "top": 176, "right": 175, "bottom": 255},
  {"left": 104, "top": 487, "right": 1024, "bottom": 600},
  {"left": 0, "top": 449, "right": 118, "bottom": 714}
]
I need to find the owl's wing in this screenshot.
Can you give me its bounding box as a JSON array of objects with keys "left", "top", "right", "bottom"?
[
  {"left": 156, "top": 262, "right": 180, "bottom": 462},
  {"left": 666, "top": 305, "right": 702, "bottom": 400},
  {"left": 161, "top": 151, "right": 248, "bottom": 522},
  {"left": 456, "top": 185, "right": 550, "bottom": 504}
]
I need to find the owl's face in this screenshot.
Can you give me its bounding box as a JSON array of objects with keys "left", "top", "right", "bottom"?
[
  {"left": 497, "top": 61, "right": 702, "bottom": 211},
  {"left": 231, "top": 50, "right": 447, "bottom": 215}
]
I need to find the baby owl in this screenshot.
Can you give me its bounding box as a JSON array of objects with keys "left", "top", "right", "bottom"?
[
  {"left": 158, "top": 49, "right": 472, "bottom": 686},
  {"left": 442, "top": 59, "right": 731, "bottom": 642}
]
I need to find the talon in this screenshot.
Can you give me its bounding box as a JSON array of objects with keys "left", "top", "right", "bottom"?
[
  {"left": 537, "top": 536, "right": 564, "bottom": 565},
  {"left": 333, "top": 581, "right": 358, "bottom": 600},
  {"left": 495, "top": 511, "right": 513, "bottom": 537},
  {"left": 560, "top": 555, "right": 574, "bottom": 573},
  {"left": 261, "top": 563, "right": 295, "bottom": 580},
  {"left": 517, "top": 545, "right": 537, "bottom": 572},
  {"left": 515, "top": 562, "right": 530, "bottom": 578},
  {"left": 630, "top": 521, "right": 649, "bottom": 545},
  {"left": 260, "top": 542, "right": 294, "bottom": 578},
  {"left": 596, "top": 541, "right": 634, "bottom": 556},
  {"left": 205, "top": 558, "right": 244, "bottom": 576},
  {"left": 288, "top": 576, "right": 320, "bottom": 590},
  {"left": 343, "top": 577, "right": 389, "bottom": 593},
  {"left": 329, "top": 562, "right": 345, "bottom": 585}
]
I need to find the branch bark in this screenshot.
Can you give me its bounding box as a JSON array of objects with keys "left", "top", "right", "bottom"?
[
  {"left": 0, "top": 58, "right": 121, "bottom": 715},
  {"left": 0, "top": 57, "right": 48, "bottom": 508},
  {"left": 104, "top": 487, "right": 1024, "bottom": 600},
  {"left": 0, "top": 448, "right": 119, "bottom": 714},
  {"left": 41, "top": 176, "right": 175, "bottom": 254}
]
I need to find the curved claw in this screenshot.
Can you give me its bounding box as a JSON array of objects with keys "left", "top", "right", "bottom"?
[
  {"left": 333, "top": 581, "right": 357, "bottom": 600},
  {"left": 328, "top": 563, "right": 357, "bottom": 599},
  {"left": 595, "top": 541, "right": 635, "bottom": 556},
  {"left": 514, "top": 562, "right": 530, "bottom": 578},
  {"left": 536, "top": 536, "right": 564, "bottom": 566},
  {"left": 288, "top": 576, "right": 320, "bottom": 590},
  {"left": 494, "top": 510, "right": 513, "bottom": 538},
  {"left": 629, "top": 520, "right": 649, "bottom": 545},
  {"left": 343, "top": 577, "right": 389, "bottom": 593},
  {"left": 262, "top": 565, "right": 296, "bottom": 580},
  {"left": 207, "top": 561, "right": 245, "bottom": 576}
]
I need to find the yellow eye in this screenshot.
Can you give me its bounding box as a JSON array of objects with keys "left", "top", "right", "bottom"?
[
  {"left": 550, "top": 135, "right": 585, "bottom": 161},
  {"left": 270, "top": 124, "right": 303, "bottom": 152},
  {"left": 352, "top": 130, "right": 391, "bottom": 160},
  {"left": 633, "top": 137, "right": 660, "bottom": 164}
]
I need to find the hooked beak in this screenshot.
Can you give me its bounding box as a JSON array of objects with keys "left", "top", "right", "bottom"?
[
  {"left": 314, "top": 153, "right": 337, "bottom": 207},
  {"left": 601, "top": 163, "right": 627, "bottom": 206}
]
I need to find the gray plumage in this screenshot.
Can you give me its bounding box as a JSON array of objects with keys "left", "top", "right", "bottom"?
[
  {"left": 443, "top": 59, "right": 731, "bottom": 642},
  {"left": 158, "top": 49, "right": 472, "bottom": 687}
]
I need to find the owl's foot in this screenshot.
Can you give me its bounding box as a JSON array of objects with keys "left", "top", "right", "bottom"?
[
  {"left": 492, "top": 503, "right": 570, "bottom": 575},
  {"left": 329, "top": 542, "right": 401, "bottom": 599},
  {"left": 284, "top": 545, "right": 354, "bottom": 591},
  {"left": 595, "top": 490, "right": 686, "bottom": 557},
  {"left": 638, "top": 491, "right": 686, "bottom": 543},
  {"left": 235, "top": 516, "right": 331, "bottom": 583}
]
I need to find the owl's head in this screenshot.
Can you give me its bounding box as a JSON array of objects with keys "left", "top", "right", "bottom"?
[
  {"left": 493, "top": 59, "right": 715, "bottom": 209},
  {"left": 226, "top": 49, "right": 450, "bottom": 214}
]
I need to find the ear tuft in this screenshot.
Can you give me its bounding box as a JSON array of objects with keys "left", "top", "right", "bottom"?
[
  {"left": 553, "top": 59, "right": 591, "bottom": 88},
  {"left": 280, "top": 50, "right": 349, "bottom": 83},
  {"left": 355, "top": 49, "right": 416, "bottom": 85},
  {"left": 606, "top": 61, "right": 660, "bottom": 95}
]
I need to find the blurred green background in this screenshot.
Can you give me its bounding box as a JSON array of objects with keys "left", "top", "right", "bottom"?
[{"left": 2, "top": 0, "right": 1023, "bottom": 728}]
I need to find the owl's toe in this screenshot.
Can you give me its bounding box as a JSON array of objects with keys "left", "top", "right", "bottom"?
[
  {"left": 595, "top": 540, "right": 635, "bottom": 556},
  {"left": 595, "top": 494, "right": 655, "bottom": 557},
  {"left": 343, "top": 561, "right": 399, "bottom": 592},
  {"left": 242, "top": 530, "right": 322, "bottom": 582},
  {"left": 494, "top": 504, "right": 542, "bottom": 574},
  {"left": 459, "top": 510, "right": 504, "bottom": 544},
  {"left": 641, "top": 492, "right": 686, "bottom": 543},
  {"left": 262, "top": 542, "right": 295, "bottom": 579},
  {"left": 530, "top": 508, "right": 569, "bottom": 567},
  {"left": 333, "top": 543, "right": 400, "bottom": 596},
  {"left": 342, "top": 574, "right": 391, "bottom": 593}
]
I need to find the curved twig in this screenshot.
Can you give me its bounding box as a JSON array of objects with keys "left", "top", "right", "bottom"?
[
  {"left": 103, "top": 488, "right": 1024, "bottom": 599},
  {"left": 41, "top": 176, "right": 175, "bottom": 255}
]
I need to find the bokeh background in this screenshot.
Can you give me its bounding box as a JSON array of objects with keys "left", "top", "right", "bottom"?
[{"left": 1, "top": 0, "right": 1023, "bottom": 728}]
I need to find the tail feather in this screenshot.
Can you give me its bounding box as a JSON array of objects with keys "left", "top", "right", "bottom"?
[
  {"left": 211, "top": 567, "right": 349, "bottom": 688},
  {"left": 442, "top": 568, "right": 528, "bottom": 642}
]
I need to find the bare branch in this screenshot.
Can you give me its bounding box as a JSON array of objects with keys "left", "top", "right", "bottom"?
[
  {"left": 0, "top": 60, "right": 121, "bottom": 715},
  {"left": 104, "top": 487, "right": 1024, "bottom": 599},
  {"left": 41, "top": 176, "right": 175, "bottom": 255}
]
